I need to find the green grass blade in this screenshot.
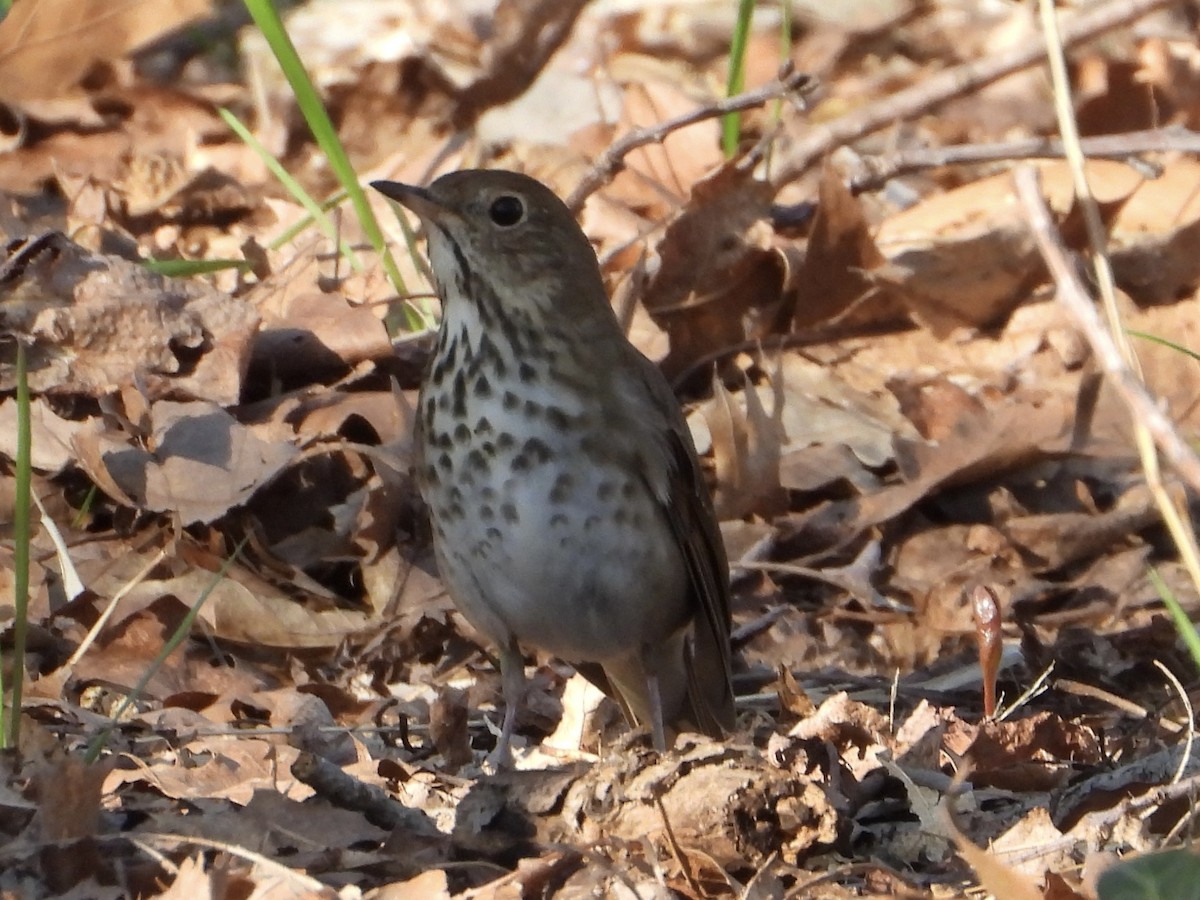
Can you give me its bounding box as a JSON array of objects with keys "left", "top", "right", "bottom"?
[
  {"left": 240, "top": 0, "right": 409, "bottom": 312},
  {"left": 1149, "top": 567, "right": 1200, "bottom": 672},
  {"left": 722, "top": 0, "right": 756, "bottom": 158},
  {"left": 219, "top": 106, "right": 364, "bottom": 270},
  {"left": 84, "top": 537, "right": 249, "bottom": 763},
  {"left": 1128, "top": 330, "right": 1200, "bottom": 363},
  {"left": 144, "top": 258, "right": 252, "bottom": 277},
  {"left": 5, "top": 340, "right": 31, "bottom": 748}
]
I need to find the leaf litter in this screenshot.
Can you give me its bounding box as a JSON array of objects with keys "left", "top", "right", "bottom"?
[{"left": 1, "top": 0, "right": 1200, "bottom": 896}]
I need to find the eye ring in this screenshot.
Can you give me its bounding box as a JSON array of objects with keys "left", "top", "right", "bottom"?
[{"left": 488, "top": 195, "right": 525, "bottom": 228}]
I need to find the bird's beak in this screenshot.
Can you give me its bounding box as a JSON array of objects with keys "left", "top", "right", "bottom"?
[{"left": 371, "top": 180, "right": 445, "bottom": 223}]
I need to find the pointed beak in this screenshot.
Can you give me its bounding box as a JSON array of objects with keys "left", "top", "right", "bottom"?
[{"left": 371, "top": 180, "right": 445, "bottom": 223}]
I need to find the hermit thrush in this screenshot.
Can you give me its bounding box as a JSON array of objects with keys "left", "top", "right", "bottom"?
[{"left": 372, "top": 170, "right": 735, "bottom": 761}]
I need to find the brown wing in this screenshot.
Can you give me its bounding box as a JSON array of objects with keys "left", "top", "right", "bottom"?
[
  {"left": 636, "top": 359, "right": 736, "bottom": 736},
  {"left": 663, "top": 426, "right": 736, "bottom": 734},
  {"left": 579, "top": 423, "right": 735, "bottom": 737}
]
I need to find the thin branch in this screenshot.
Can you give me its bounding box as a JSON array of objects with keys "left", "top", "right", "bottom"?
[
  {"left": 291, "top": 750, "right": 437, "bottom": 833},
  {"left": 1153, "top": 660, "right": 1194, "bottom": 786},
  {"left": 566, "top": 66, "right": 814, "bottom": 214},
  {"left": 1014, "top": 166, "right": 1200, "bottom": 494},
  {"left": 771, "top": 0, "right": 1177, "bottom": 187},
  {"left": 847, "top": 126, "right": 1200, "bottom": 194}
]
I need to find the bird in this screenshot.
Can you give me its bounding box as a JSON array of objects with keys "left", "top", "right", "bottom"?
[{"left": 372, "top": 169, "right": 735, "bottom": 762}]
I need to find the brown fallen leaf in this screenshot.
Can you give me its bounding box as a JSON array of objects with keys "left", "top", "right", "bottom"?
[
  {"left": 640, "top": 161, "right": 781, "bottom": 380},
  {"left": 28, "top": 753, "right": 113, "bottom": 841},
  {"left": 788, "top": 162, "right": 890, "bottom": 332},
  {"left": 0, "top": 0, "right": 211, "bottom": 105},
  {"left": 0, "top": 397, "right": 92, "bottom": 474},
  {"left": 703, "top": 369, "right": 787, "bottom": 520},
  {"left": 872, "top": 160, "right": 1141, "bottom": 335},
  {"left": 0, "top": 233, "right": 259, "bottom": 405},
  {"left": 73, "top": 400, "right": 295, "bottom": 525},
  {"left": 251, "top": 289, "right": 394, "bottom": 384},
  {"left": 946, "top": 805, "right": 1043, "bottom": 900}
]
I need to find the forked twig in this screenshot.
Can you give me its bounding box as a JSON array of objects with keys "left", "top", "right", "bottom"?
[
  {"left": 848, "top": 126, "right": 1200, "bottom": 194},
  {"left": 566, "top": 66, "right": 814, "bottom": 214},
  {"left": 1014, "top": 166, "right": 1200, "bottom": 494},
  {"left": 771, "top": 0, "right": 1177, "bottom": 187}
]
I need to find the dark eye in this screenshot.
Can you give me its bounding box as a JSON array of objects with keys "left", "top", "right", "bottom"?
[{"left": 489, "top": 195, "right": 525, "bottom": 227}]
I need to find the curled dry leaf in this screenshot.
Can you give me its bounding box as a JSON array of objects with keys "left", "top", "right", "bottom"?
[
  {"left": 208, "top": 571, "right": 372, "bottom": 650},
  {"left": 251, "top": 290, "right": 394, "bottom": 383},
  {"left": 1108, "top": 157, "right": 1200, "bottom": 303},
  {"left": 641, "top": 162, "right": 781, "bottom": 380},
  {"left": 949, "top": 711, "right": 1104, "bottom": 795},
  {"left": 465, "top": 738, "right": 837, "bottom": 869},
  {"left": 72, "top": 400, "right": 295, "bottom": 525},
  {"left": 775, "top": 353, "right": 914, "bottom": 481},
  {"left": 792, "top": 385, "right": 1073, "bottom": 554},
  {"left": 694, "top": 352, "right": 914, "bottom": 501},
  {"left": 62, "top": 592, "right": 267, "bottom": 699},
  {"left": 872, "top": 160, "right": 1141, "bottom": 335},
  {"left": 0, "top": 233, "right": 259, "bottom": 405},
  {"left": 106, "top": 161, "right": 260, "bottom": 229},
  {"left": 872, "top": 181, "right": 1042, "bottom": 335},
  {"left": 788, "top": 162, "right": 891, "bottom": 332},
  {"left": 777, "top": 664, "right": 817, "bottom": 718},
  {"left": 428, "top": 686, "right": 473, "bottom": 769},
  {"left": 701, "top": 370, "right": 786, "bottom": 520},
  {"left": 0, "top": 398, "right": 90, "bottom": 474},
  {"left": 105, "top": 735, "right": 304, "bottom": 805},
  {"left": 29, "top": 754, "right": 114, "bottom": 842},
  {"left": 292, "top": 388, "right": 418, "bottom": 449}
]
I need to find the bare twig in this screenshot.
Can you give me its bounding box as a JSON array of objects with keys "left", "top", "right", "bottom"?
[
  {"left": 566, "top": 67, "right": 813, "bottom": 214},
  {"left": 1154, "top": 660, "right": 1194, "bottom": 786},
  {"left": 1032, "top": 0, "right": 1200, "bottom": 702},
  {"left": 771, "top": 0, "right": 1177, "bottom": 187},
  {"left": 291, "top": 750, "right": 437, "bottom": 833},
  {"left": 1055, "top": 677, "right": 1184, "bottom": 734},
  {"left": 995, "top": 662, "right": 1055, "bottom": 723},
  {"left": 1014, "top": 167, "right": 1200, "bottom": 493},
  {"left": 847, "top": 126, "right": 1200, "bottom": 194}
]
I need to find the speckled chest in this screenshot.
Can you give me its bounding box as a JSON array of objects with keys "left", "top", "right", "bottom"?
[
  {"left": 412, "top": 273, "right": 688, "bottom": 658},
  {"left": 415, "top": 309, "right": 644, "bottom": 533},
  {"left": 416, "top": 319, "right": 684, "bottom": 657}
]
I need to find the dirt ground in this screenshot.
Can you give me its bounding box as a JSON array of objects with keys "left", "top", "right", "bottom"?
[{"left": 2, "top": 0, "right": 1200, "bottom": 897}]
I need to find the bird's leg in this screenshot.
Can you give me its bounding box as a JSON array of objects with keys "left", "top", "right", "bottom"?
[
  {"left": 488, "top": 639, "right": 526, "bottom": 767},
  {"left": 643, "top": 649, "right": 668, "bottom": 752}
]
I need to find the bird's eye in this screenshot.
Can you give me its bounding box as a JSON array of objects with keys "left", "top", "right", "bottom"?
[{"left": 489, "top": 195, "right": 525, "bottom": 227}]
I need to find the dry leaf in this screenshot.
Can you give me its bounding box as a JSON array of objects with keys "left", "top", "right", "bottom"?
[
  {"left": 0, "top": 233, "right": 259, "bottom": 404},
  {"left": 73, "top": 400, "right": 295, "bottom": 525},
  {"left": 0, "top": 0, "right": 211, "bottom": 104}
]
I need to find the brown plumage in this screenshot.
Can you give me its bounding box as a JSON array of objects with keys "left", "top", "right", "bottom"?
[{"left": 373, "top": 170, "right": 735, "bottom": 761}]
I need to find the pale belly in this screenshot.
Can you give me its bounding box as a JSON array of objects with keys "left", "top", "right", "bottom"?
[{"left": 422, "top": 396, "right": 690, "bottom": 664}]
